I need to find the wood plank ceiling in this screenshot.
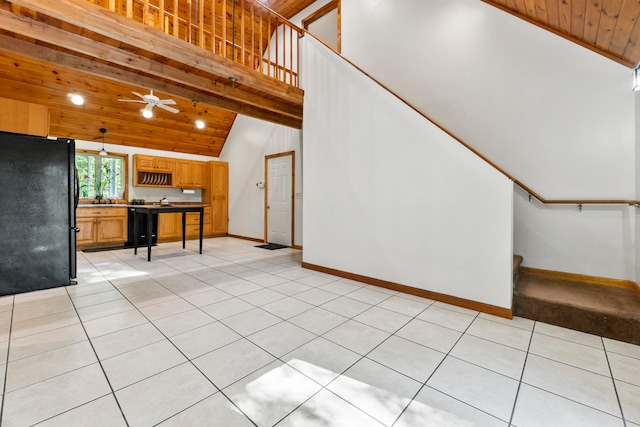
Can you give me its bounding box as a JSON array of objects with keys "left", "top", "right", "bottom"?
[
  {"left": 0, "top": 0, "right": 312, "bottom": 157},
  {"left": 483, "top": 0, "right": 640, "bottom": 68}
]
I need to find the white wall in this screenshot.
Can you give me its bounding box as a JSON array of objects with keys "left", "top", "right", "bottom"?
[
  {"left": 301, "top": 36, "right": 514, "bottom": 308},
  {"left": 340, "top": 0, "right": 635, "bottom": 200},
  {"left": 307, "top": 8, "right": 338, "bottom": 50},
  {"left": 286, "top": 0, "right": 637, "bottom": 281},
  {"left": 218, "top": 116, "right": 302, "bottom": 245},
  {"left": 75, "top": 140, "right": 215, "bottom": 203},
  {"left": 513, "top": 187, "right": 636, "bottom": 280}
]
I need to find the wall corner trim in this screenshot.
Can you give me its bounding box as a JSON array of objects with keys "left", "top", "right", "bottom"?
[{"left": 301, "top": 262, "right": 513, "bottom": 319}]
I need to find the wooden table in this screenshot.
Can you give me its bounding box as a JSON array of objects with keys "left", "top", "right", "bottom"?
[{"left": 131, "top": 204, "right": 205, "bottom": 261}]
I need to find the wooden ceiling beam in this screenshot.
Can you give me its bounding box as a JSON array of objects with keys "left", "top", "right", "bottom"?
[
  {"left": 0, "top": 10, "right": 303, "bottom": 122},
  {"left": 0, "top": 33, "right": 302, "bottom": 128},
  {"left": 8, "top": 0, "right": 303, "bottom": 105}
]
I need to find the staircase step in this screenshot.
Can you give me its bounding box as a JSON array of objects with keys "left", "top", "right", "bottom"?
[
  {"left": 513, "top": 271, "right": 640, "bottom": 345},
  {"left": 513, "top": 255, "right": 523, "bottom": 283}
]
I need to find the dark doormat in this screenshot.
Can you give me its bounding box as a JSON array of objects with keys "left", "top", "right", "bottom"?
[{"left": 255, "top": 243, "right": 288, "bottom": 250}]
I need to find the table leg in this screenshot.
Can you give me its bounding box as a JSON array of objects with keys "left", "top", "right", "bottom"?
[
  {"left": 147, "top": 212, "right": 153, "bottom": 262},
  {"left": 199, "top": 209, "right": 203, "bottom": 254},
  {"left": 182, "top": 211, "right": 186, "bottom": 249},
  {"left": 133, "top": 209, "right": 138, "bottom": 255}
]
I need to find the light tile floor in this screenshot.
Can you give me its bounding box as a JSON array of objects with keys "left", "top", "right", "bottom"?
[{"left": 0, "top": 237, "right": 639, "bottom": 426}]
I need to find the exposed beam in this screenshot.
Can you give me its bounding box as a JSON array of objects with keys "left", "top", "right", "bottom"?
[
  {"left": 8, "top": 0, "right": 304, "bottom": 104},
  {"left": 0, "top": 34, "right": 302, "bottom": 128},
  {"left": 0, "top": 8, "right": 302, "bottom": 122}
]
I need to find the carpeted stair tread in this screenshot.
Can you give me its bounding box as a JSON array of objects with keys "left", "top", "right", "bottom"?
[
  {"left": 512, "top": 255, "right": 523, "bottom": 283},
  {"left": 515, "top": 273, "right": 640, "bottom": 317},
  {"left": 514, "top": 271, "right": 640, "bottom": 345}
]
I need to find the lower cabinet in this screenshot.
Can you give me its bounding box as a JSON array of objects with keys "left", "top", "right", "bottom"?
[
  {"left": 158, "top": 208, "right": 212, "bottom": 242},
  {"left": 158, "top": 213, "right": 182, "bottom": 242},
  {"left": 76, "top": 207, "right": 127, "bottom": 249},
  {"left": 186, "top": 207, "right": 212, "bottom": 238}
]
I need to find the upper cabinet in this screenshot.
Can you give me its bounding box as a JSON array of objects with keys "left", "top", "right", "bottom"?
[
  {"left": 174, "top": 160, "right": 205, "bottom": 188},
  {"left": 133, "top": 154, "right": 174, "bottom": 187},
  {"left": 0, "top": 98, "right": 49, "bottom": 137},
  {"left": 135, "top": 154, "right": 174, "bottom": 173},
  {"left": 133, "top": 155, "right": 206, "bottom": 188}
]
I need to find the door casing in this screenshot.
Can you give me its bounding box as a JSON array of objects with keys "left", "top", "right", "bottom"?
[{"left": 264, "top": 151, "right": 295, "bottom": 246}]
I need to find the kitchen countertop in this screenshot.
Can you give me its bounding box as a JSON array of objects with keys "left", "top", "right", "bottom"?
[{"left": 78, "top": 202, "right": 207, "bottom": 208}]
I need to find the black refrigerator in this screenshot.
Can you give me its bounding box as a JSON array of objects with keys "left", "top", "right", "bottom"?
[{"left": 0, "top": 131, "right": 77, "bottom": 296}]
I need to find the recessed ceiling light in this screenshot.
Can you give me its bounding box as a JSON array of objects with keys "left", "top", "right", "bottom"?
[
  {"left": 195, "top": 120, "right": 205, "bottom": 129},
  {"left": 142, "top": 109, "right": 153, "bottom": 119},
  {"left": 69, "top": 94, "right": 84, "bottom": 105}
]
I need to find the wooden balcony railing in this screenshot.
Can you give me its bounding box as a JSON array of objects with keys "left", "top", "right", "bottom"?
[{"left": 88, "top": 0, "right": 303, "bottom": 87}]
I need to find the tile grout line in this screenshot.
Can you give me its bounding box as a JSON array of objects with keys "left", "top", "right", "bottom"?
[
  {"left": 389, "top": 310, "right": 494, "bottom": 427},
  {"left": 31, "top": 240, "right": 640, "bottom": 426},
  {"left": 0, "top": 296, "right": 16, "bottom": 424},
  {"left": 239, "top": 274, "right": 433, "bottom": 426},
  {"left": 602, "top": 336, "right": 628, "bottom": 427},
  {"left": 90, "top": 256, "right": 264, "bottom": 427},
  {"left": 507, "top": 320, "right": 536, "bottom": 426},
  {"left": 63, "top": 284, "right": 131, "bottom": 427},
  {"left": 280, "top": 295, "right": 475, "bottom": 425}
]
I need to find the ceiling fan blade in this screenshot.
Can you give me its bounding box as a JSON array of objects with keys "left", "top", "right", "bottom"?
[
  {"left": 156, "top": 103, "right": 179, "bottom": 114},
  {"left": 118, "top": 99, "right": 146, "bottom": 103},
  {"left": 158, "top": 99, "right": 177, "bottom": 105},
  {"left": 132, "top": 91, "right": 146, "bottom": 100}
]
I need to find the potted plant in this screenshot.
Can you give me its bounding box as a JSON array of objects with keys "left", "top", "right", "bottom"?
[{"left": 95, "top": 162, "right": 112, "bottom": 203}]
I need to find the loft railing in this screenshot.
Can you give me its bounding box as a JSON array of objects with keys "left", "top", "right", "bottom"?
[{"left": 88, "top": 0, "right": 303, "bottom": 87}]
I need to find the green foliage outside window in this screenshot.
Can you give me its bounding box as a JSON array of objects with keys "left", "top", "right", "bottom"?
[{"left": 76, "top": 153, "right": 125, "bottom": 200}]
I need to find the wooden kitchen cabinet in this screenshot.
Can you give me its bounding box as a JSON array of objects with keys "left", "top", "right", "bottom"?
[
  {"left": 75, "top": 217, "right": 96, "bottom": 247},
  {"left": 76, "top": 207, "right": 127, "bottom": 249},
  {"left": 134, "top": 154, "right": 174, "bottom": 172},
  {"left": 203, "top": 161, "right": 228, "bottom": 236},
  {"left": 175, "top": 160, "right": 205, "bottom": 188},
  {"left": 158, "top": 208, "right": 212, "bottom": 241},
  {"left": 133, "top": 154, "right": 174, "bottom": 187},
  {"left": 0, "top": 97, "right": 49, "bottom": 137},
  {"left": 158, "top": 213, "right": 182, "bottom": 242},
  {"left": 185, "top": 207, "right": 212, "bottom": 238}
]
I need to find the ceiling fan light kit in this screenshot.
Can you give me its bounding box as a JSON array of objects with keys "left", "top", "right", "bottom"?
[{"left": 118, "top": 90, "right": 179, "bottom": 118}]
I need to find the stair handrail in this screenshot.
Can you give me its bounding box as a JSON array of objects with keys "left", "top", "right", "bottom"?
[{"left": 303, "top": 31, "right": 640, "bottom": 208}]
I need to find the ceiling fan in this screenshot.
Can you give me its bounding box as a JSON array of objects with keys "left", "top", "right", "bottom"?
[{"left": 118, "top": 90, "right": 179, "bottom": 117}]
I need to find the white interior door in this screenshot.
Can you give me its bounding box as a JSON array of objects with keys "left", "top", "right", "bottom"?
[{"left": 266, "top": 154, "right": 293, "bottom": 246}]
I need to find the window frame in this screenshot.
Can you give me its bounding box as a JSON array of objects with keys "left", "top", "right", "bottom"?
[{"left": 75, "top": 149, "right": 128, "bottom": 204}]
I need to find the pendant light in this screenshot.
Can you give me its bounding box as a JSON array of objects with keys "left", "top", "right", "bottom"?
[{"left": 99, "top": 127, "right": 108, "bottom": 156}]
